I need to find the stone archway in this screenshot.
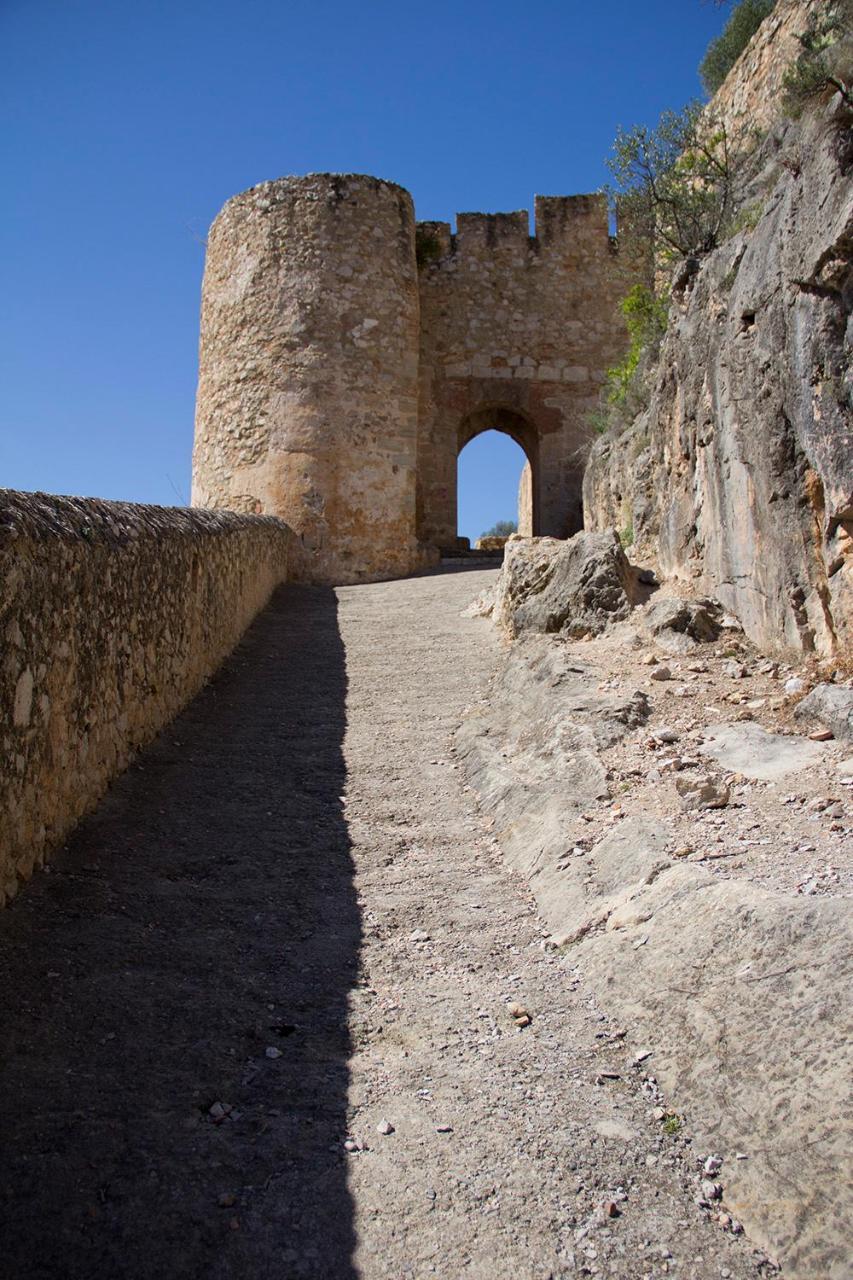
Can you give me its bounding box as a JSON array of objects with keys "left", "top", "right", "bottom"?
[
  {"left": 416, "top": 393, "right": 567, "bottom": 556},
  {"left": 456, "top": 407, "right": 539, "bottom": 546}
]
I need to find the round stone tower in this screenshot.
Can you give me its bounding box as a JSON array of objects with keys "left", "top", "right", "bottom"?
[{"left": 192, "top": 173, "right": 425, "bottom": 584}]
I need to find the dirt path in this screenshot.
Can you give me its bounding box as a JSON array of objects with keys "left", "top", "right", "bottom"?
[{"left": 0, "top": 569, "right": 767, "bottom": 1279}]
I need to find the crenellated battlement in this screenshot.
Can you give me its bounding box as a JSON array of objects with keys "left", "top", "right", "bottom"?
[{"left": 417, "top": 192, "right": 613, "bottom": 272}]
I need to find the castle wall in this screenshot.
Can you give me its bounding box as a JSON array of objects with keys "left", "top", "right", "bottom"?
[
  {"left": 193, "top": 174, "right": 427, "bottom": 584},
  {"left": 416, "top": 195, "right": 626, "bottom": 550},
  {"left": 193, "top": 178, "right": 629, "bottom": 573},
  {"left": 0, "top": 491, "right": 296, "bottom": 906},
  {"left": 518, "top": 460, "right": 533, "bottom": 537}
]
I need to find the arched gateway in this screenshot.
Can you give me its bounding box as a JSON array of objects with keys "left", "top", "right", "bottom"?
[
  {"left": 451, "top": 409, "right": 539, "bottom": 546},
  {"left": 192, "top": 173, "right": 628, "bottom": 583}
]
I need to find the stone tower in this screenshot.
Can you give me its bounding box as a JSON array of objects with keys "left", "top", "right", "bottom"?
[
  {"left": 193, "top": 173, "right": 627, "bottom": 583},
  {"left": 192, "top": 174, "right": 424, "bottom": 584}
]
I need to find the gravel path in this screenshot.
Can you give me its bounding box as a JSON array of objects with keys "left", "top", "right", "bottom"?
[{"left": 0, "top": 569, "right": 769, "bottom": 1279}]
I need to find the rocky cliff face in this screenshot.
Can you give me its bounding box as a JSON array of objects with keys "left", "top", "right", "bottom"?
[{"left": 584, "top": 94, "right": 853, "bottom": 656}]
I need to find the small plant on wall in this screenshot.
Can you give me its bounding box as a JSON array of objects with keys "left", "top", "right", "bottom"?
[{"left": 415, "top": 226, "right": 445, "bottom": 268}]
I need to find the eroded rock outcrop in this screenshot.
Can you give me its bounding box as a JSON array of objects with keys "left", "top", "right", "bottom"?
[
  {"left": 794, "top": 681, "right": 853, "bottom": 741},
  {"left": 458, "top": 626, "right": 853, "bottom": 1280},
  {"left": 584, "top": 96, "right": 853, "bottom": 656},
  {"left": 491, "top": 531, "right": 638, "bottom": 639},
  {"left": 643, "top": 595, "right": 726, "bottom": 652}
]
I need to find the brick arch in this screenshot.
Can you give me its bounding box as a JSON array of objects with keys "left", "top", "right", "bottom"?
[{"left": 457, "top": 406, "right": 540, "bottom": 541}]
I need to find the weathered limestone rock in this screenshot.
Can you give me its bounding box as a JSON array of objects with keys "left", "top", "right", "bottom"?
[
  {"left": 575, "top": 854, "right": 853, "bottom": 1280},
  {"left": 699, "top": 720, "right": 828, "bottom": 779},
  {"left": 674, "top": 773, "right": 730, "bottom": 810},
  {"left": 492, "top": 531, "right": 637, "bottom": 639},
  {"left": 0, "top": 490, "right": 295, "bottom": 905},
  {"left": 458, "top": 633, "right": 852, "bottom": 1280},
  {"left": 711, "top": 0, "right": 827, "bottom": 144},
  {"left": 794, "top": 682, "right": 853, "bottom": 743},
  {"left": 643, "top": 596, "right": 725, "bottom": 649},
  {"left": 472, "top": 535, "right": 508, "bottom": 552},
  {"left": 456, "top": 635, "right": 651, "bottom": 938},
  {"left": 584, "top": 82, "right": 853, "bottom": 656}
]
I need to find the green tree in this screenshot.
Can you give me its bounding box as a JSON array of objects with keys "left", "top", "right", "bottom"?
[
  {"left": 607, "top": 101, "right": 738, "bottom": 271},
  {"left": 480, "top": 520, "right": 517, "bottom": 538},
  {"left": 699, "top": 0, "right": 775, "bottom": 95}
]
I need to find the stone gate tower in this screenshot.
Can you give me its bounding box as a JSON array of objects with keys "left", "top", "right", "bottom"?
[{"left": 193, "top": 173, "right": 627, "bottom": 583}]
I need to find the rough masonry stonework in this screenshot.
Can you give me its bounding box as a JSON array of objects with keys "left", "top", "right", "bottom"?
[
  {"left": 0, "top": 491, "right": 296, "bottom": 904},
  {"left": 193, "top": 176, "right": 628, "bottom": 582}
]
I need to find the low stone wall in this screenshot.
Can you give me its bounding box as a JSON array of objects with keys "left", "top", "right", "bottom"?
[{"left": 0, "top": 491, "right": 298, "bottom": 905}]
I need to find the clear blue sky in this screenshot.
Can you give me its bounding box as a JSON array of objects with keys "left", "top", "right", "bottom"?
[{"left": 1, "top": 0, "right": 727, "bottom": 541}]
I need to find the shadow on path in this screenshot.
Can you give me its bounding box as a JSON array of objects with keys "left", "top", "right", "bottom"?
[{"left": 0, "top": 586, "right": 358, "bottom": 1279}]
